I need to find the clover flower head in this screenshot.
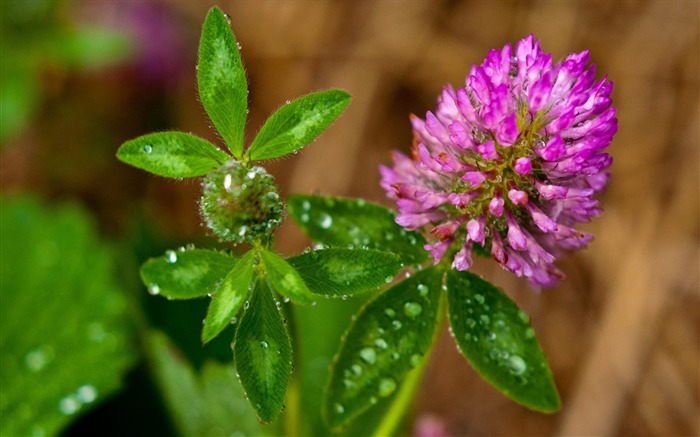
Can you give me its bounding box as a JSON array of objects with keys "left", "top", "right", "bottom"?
[{"left": 380, "top": 35, "right": 616, "bottom": 287}]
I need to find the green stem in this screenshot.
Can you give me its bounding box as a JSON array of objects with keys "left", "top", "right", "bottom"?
[{"left": 370, "top": 287, "right": 448, "bottom": 437}]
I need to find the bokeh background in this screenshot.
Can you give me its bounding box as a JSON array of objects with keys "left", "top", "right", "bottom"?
[{"left": 2, "top": 0, "right": 698, "bottom": 436}]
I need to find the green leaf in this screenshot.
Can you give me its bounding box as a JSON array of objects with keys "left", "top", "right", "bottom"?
[
  {"left": 446, "top": 270, "right": 560, "bottom": 412},
  {"left": 259, "top": 248, "right": 315, "bottom": 305},
  {"left": 201, "top": 251, "right": 255, "bottom": 344},
  {"left": 288, "top": 248, "right": 403, "bottom": 298},
  {"left": 117, "top": 132, "right": 229, "bottom": 178},
  {"left": 323, "top": 267, "right": 443, "bottom": 430},
  {"left": 140, "top": 248, "right": 236, "bottom": 300},
  {"left": 146, "top": 330, "right": 264, "bottom": 437},
  {"left": 0, "top": 197, "right": 136, "bottom": 436},
  {"left": 245, "top": 90, "right": 351, "bottom": 161},
  {"left": 233, "top": 277, "right": 292, "bottom": 423},
  {"left": 197, "top": 6, "right": 247, "bottom": 158},
  {"left": 288, "top": 195, "right": 428, "bottom": 265}
]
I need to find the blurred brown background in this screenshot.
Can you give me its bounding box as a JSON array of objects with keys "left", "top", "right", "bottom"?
[{"left": 2, "top": 0, "right": 698, "bottom": 436}]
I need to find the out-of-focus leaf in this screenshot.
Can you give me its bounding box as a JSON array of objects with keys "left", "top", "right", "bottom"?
[
  {"left": 233, "top": 277, "right": 292, "bottom": 423},
  {"left": 288, "top": 195, "right": 428, "bottom": 265},
  {"left": 0, "top": 67, "right": 38, "bottom": 146},
  {"left": 197, "top": 6, "right": 248, "bottom": 158},
  {"left": 287, "top": 248, "right": 403, "bottom": 297},
  {"left": 140, "top": 248, "right": 235, "bottom": 300},
  {"left": 43, "top": 28, "right": 132, "bottom": 68},
  {"left": 245, "top": 90, "right": 351, "bottom": 161},
  {"left": 446, "top": 270, "right": 560, "bottom": 412},
  {"left": 259, "top": 248, "right": 315, "bottom": 305},
  {"left": 323, "top": 267, "right": 443, "bottom": 429},
  {"left": 146, "top": 330, "right": 265, "bottom": 437},
  {"left": 117, "top": 132, "right": 229, "bottom": 178},
  {"left": 0, "top": 197, "right": 136, "bottom": 436},
  {"left": 201, "top": 251, "right": 255, "bottom": 344}
]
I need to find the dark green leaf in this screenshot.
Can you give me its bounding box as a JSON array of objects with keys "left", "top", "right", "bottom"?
[
  {"left": 288, "top": 248, "right": 403, "bottom": 297},
  {"left": 146, "top": 330, "right": 263, "bottom": 437},
  {"left": 323, "top": 267, "right": 443, "bottom": 429},
  {"left": 117, "top": 132, "right": 229, "bottom": 178},
  {"left": 259, "top": 248, "right": 315, "bottom": 305},
  {"left": 201, "top": 251, "right": 255, "bottom": 344},
  {"left": 140, "top": 249, "right": 236, "bottom": 300},
  {"left": 446, "top": 270, "right": 560, "bottom": 412},
  {"left": 1, "top": 197, "right": 136, "bottom": 436},
  {"left": 288, "top": 195, "right": 428, "bottom": 265},
  {"left": 245, "top": 90, "right": 351, "bottom": 161},
  {"left": 197, "top": 7, "right": 247, "bottom": 158},
  {"left": 234, "top": 277, "right": 292, "bottom": 423}
]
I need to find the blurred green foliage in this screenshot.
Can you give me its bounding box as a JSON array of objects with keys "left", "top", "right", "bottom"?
[{"left": 0, "top": 0, "right": 131, "bottom": 146}]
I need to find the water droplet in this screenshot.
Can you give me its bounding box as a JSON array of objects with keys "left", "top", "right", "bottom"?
[
  {"left": 384, "top": 308, "right": 396, "bottom": 317},
  {"left": 334, "top": 403, "right": 345, "bottom": 414},
  {"left": 403, "top": 302, "right": 423, "bottom": 318},
  {"left": 351, "top": 364, "right": 362, "bottom": 375},
  {"left": 518, "top": 311, "right": 530, "bottom": 324},
  {"left": 142, "top": 144, "right": 152, "bottom": 154},
  {"left": 391, "top": 320, "right": 402, "bottom": 330},
  {"left": 58, "top": 395, "right": 81, "bottom": 415},
  {"left": 378, "top": 378, "right": 397, "bottom": 397},
  {"left": 374, "top": 338, "right": 388, "bottom": 350},
  {"left": 524, "top": 327, "right": 535, "bottom": 339},
  {"left": 76, "top": 385, "right": 98, "bottom": 403},
  {"left": 417, "top": 284, "right": 429, "bottom": 297},
  {"left": 369, "top": 396, "right": 378, "bottom": 404},
  {"left": 165, "top": 250, "right": 177, "bottom": 263},
  {"left": 508, "top": 355, "right": 527, "bottom": 375},
  {"left": 243, "top": 300, "right": 250, "bottom": 310},
  {"left": 384, "top": 276, "right": 393, "bottom": 283},
  {"left": 301, "top": 200, "right": 311, "bottom": 210},
  {"left": 466, "top": 318, "right": 476, "bottom": 328},
  {"left": 410, "top": 354, "right": 422, "bottom": 367},
  {"left": 390, "top": 351, "right": 400, "bottom": 360},
  {"left": 300, "top": 213, "right": 310, "bottom": 223},
  {"left": 147, "top": 284, "right": 160, "bottom": 295},
  {"left": 341, "top": 294, "right": 348, "bottom": 301},
  {"left": 246, "top": 170, "right": 257, "bottom": 179},
  {"left": 24, "top": 345, "right": 54, "bottom": 372},
  {"left": 474, "top": 294, "right": 485, "bottom": 304},
  {"left": 223, "top": 174, "right": 233, "bottom": 191},
  {"left": 230, "top": 317, "right": 238, "bottom": 325},
  {"left": 318, "top": 213, "right": 333, "bottom": 229},
  {"left": 276, "top": 301, "right": 282, "bottom": 310},
  {"left": 376, "top": 328, "right": 385, "bottom": 335},
  {"left": 480, "top": 314, "right": 490, "bottom": 325},
  {"left": 487, "top": 332, "right": 497, "bottom": 342},
  {"left": 359, "top": 347, "right": 377, "bottom": 364},
  {"left": 260, "top": 341, "right": 269, "bottom": 349}
]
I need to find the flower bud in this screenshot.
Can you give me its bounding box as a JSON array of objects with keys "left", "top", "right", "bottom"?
[{"left": 199, "top": 160, "right": 284, "bottom": 245}]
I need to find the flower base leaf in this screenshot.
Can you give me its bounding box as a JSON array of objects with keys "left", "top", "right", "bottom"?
[
  {"left": 287, "top": 248, "right": 403, "bottom": 298},
  {"left": 140, "top": 248, "right": 236, "bottom": 300},
  {"left": 322, "top": 266, "right": 443, "bottom": 430},
  {"left": 446, "top": 270, "right": 561, "bottom": 412},
  {"left": 117, "top": 132, "right": 229, "bottom": 178},
  {"left": 233, "top": 276, "right": 292, "bottom": 423},
  {"left": 288, "top": 195, "right": 428, "bottom": 265},
  {"left": 201, "top": 251, "right": 256, "bottom": 344},
  {"left": 197, "top": 7, "right": 248, "bottom": 158},
  {"left": 245, "top": 90, "right": 351, "bottom": 161},
  {"left": 259, "top": 248, "right": 315, "bottom": 305}
]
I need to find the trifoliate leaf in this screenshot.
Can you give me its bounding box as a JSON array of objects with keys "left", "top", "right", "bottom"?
[
  {"left": 201, "top": 251, "right": 255, "bottom": 344},
  {"left": 233, "top": 277, "right": 292, "bottom": 423},
  {"left": 140, "top": 249, "right": 236, "bottom": 300},
  {"left": 323, "top": 267, "right": 443, "bottom": 429},
  {"left": 197, "top": 6, "right": 248, "bottom": 158},
  {"left": 259, "top": 248, "right": 315, "bottom": 305},
  {"left": 288, "top": 195, "right": 428, "bottom": 265},
  {"left": 446, "top": 270, "right": 560, "bottom": 412},
  {"left": 116, "top": 132, "right": 229, "bottom": 178},
  {"left": 245, "top": 90, "right": 351, "bottom": 161},
  {"left": 0, "top": 197, "right": 136, "bottom": 436},
  {"left": 287, "top": 248, "right": 403, "bottom": 297}
]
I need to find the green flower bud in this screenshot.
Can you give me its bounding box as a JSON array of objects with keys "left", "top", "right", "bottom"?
[{"left": 199, "top": 161, "right": 284, "bottom": 245}]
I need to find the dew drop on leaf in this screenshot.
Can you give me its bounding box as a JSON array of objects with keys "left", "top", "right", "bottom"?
[
  {"left": 524, "top": 327, "right": 535, "bottom": 339},
  {"left": 260, "top": 341, "right": 269, "bottom": 349},
  {"left": 403, "top": 301, "right": 423, "bottom": 318},
  {"left": 391, "top": 320, "right": 402, "bottom": 330},
  {"left": 374, "top": 338, "right": 388, "bottom": 350},
  {"left": 417, "top": 283, "right": 429, "bottom": 297},
  {"left": 391, "top": 351, "right": 400, "bottom": 360},
  {"left": 164, "top": 250, "right": 177, "bottom": 263},
  {"left": 351, "top": 364, "right": 362, "bottom": 375},
  {"left": 147, "top": 284, "right": 160, "bottom": 295},
  {"left": 410, "top": 353, "right": 422, "bottom": 367},
  {"left": 359, "top": 347, "right": 377, "bottom": 364},
  {"left": 474, "top": 294, "right": 485, "bottom": 304},
  {"left": 378, "top": 378, "right": 397, "bottom": 397},
  {"left": 384, "top": 308, "right": 396, "bottom": 318},
  {"left": 318, "top": 213, "right": 333, "bottom": 229},
  {"left": 334, "top": 403, "right": 345, "bottom": 414},
  {"left": 76, "top": 384, "right": 98, "bottom": 403},
  {"left": 142, "top": 144, "right": 152, "bottom": 154},
  {"left": 508, "top": 355, "right": 527, "bottom": 375},
  {"left": 58, "top": 395, "right": 81, "bottom": 415}
]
